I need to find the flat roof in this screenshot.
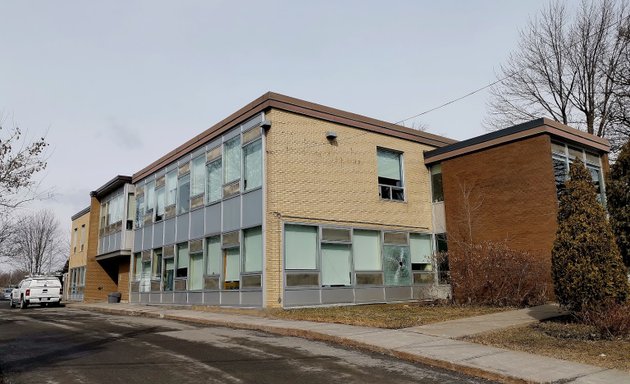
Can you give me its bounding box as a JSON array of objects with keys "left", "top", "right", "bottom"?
[
  {"left": 424, "top": 118, "right": 610, "bottom": 165},
  {"left": 133, "top": 92, "right": 457, "bottom": 182},
  {"left": 90, "top": 175, "right": 132, "bottom": 199},
  {"left": 71, "top": 206, "right": 91, "bottom": 221}
]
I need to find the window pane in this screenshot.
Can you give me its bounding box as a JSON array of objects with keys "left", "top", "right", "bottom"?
[
  {"left": 244, "top": 140, "right": 262, "bottom": 191},
  {"left": 177, "top": 174, "right": 190, "bottom": 214},
  {"left": 551, "top": 142, "right": 566, "bottom": 155},
  {"left": 189, "top": 253, "right": 204, "bottom": 290},
  {"left": 191, "top": 155, "right": 206, "bottom": 196},
  {"left": 383, "top": 245, "right": 411, "bottom": 286},
  {"left": 152, "top": 249, "right": 162, "bottom": 279},
  {"left": 585, "top": 152, "right": 600, "bottom": 165},
  {"left": 206, "top": 159, "right": 222, "bottom": 203},
  {"left": 134, "top": 253, "right": 142, "bottom": 280},
  {"left": 206, "top": 236, "right": 221, "bottom": 275},
  {"left": 321, "top": 243, "right": 351, "bottom": 286},
  {"left": 553, "top": 156, "right": 568, "bottom": 195},
  {"left": 224, "top": 136, "right": 241, "bottom": 183},
  {"left": 410, "top": 233, "right": 432, "bottom": 264},
  {"left": 225, "top": 247, "right": 240, "bottom": 282},
  {"left": 164, "top": 258, "right": 174, "bottom": 291},
  {"left": 244, "top": 226, "right": 263, "bottom": 272},
  {"left": 285, "top": 225, "right": 317, "bottom": 270},
  {"left": 145, "top": 181, "right": 155, "bottom": 214},
  {"left": 135, "top": 195, "right": 145, "bottom": 228},
  {"left": 384, "top": 232, "right": 407, "bottom": 245},
  {"left": 377, "top": 149, "right": 401, "bottom": 182},
  {"left": 155, "top": 187, "right": 165, "bottom": 220},
  {"left": 352, "top": 230, "right": 381, "bottom": 271},
  {"left": 166, "top": 170, "right": 177, "bottom": 206},
  {"left": 431, "top": 165, "right": 444, "bottom": 202},
  {"left": 176, "top": 243, "right": 189, "bottom": 278},
  {"left": 568, "top": 147, "right": 583, "bottom": 161},
  {"left": 322, "top": 228, "right": 351, "bottom": 242}
]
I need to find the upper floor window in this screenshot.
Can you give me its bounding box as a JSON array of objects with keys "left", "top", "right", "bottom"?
[
  {"left": 551, "top": 142, "right": 605, "bottom": 204},
  {"left": 165, "top": 170, "right": 177, "bottom": 207},
  {"left": 243, "top": 139, "right": 262, "bottom": 191},
  {"left": 430, "top": 164, "right": 443, "bottom": 202},
  {"left": 377, "top": 148, "right": 404, "bottom": 201},
  {"left": 191, "top": 155, "right": 205, "bottom": 197},
  {"left": 224, "top": 136, "right": 241, "bottom": 185},
  {"left": 177, "top": 174, "right": 191, "bottom": 214}
]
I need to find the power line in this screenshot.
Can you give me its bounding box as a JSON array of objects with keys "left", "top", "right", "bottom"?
[{"left": 395, "top": 12, "right": 630, "bottom": 125}]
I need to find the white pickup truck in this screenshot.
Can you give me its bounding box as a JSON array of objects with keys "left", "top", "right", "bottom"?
[{"left": 10, "top": 276, "right": 62, "bottom": 309}]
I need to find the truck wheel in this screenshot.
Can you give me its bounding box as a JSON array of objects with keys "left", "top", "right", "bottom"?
[{"left": 20, "top": 297, "right": 28, "bottom": 309}]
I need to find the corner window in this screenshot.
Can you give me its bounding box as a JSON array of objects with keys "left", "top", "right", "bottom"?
[
  {"left": 377, "top": 148, "right": 404, "bottom": 201},
  {"left": 430, "top": 164, "right": 444, "bottom": 202}
]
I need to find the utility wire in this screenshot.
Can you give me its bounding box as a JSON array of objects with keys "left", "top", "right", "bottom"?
[{"left": 395, "top": 13, "right": 630, "bottom": 125}]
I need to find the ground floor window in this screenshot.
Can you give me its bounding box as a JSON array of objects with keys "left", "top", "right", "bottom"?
[{"left": 283, "top": 224, "right": 440, "bottom": 288}]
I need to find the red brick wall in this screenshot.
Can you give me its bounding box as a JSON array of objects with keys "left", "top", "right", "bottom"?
[{"left": 442, "top": 134, "right": 558, "bottom": 261}]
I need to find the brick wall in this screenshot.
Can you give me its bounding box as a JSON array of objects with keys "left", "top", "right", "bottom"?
[
  {"left": 441, "top": 134, "right": 558, "bottom": 265},
  {"left": 264, "top": 109, "right": 436, "bottom": 307},
  {"left": 118, "top": 261, "right": 130, "bottom": 302}
]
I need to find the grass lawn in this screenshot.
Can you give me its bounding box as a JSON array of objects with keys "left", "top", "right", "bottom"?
[
  {"left": 464, "top": 317, "right": 630, "bottom": 372},
  {"left": 192, "top": 302, "right": 508, "bottom": 329}
]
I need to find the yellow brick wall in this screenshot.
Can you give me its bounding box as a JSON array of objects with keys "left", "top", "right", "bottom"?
[
  {"left": 264, "top": 109, "right": 435, "bottom": 307},
  {"left": 68, "top": 212, "right": 90, "bottom": 270}
]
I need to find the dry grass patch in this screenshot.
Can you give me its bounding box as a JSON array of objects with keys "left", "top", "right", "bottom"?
[
  {"left": 193, "top": 302, "right": 508, "bottom": 329},
  {"left": 465, "top": 319, "right": 630, "bottom": 372}
]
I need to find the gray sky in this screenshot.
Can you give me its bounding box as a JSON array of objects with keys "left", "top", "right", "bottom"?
[{"left": 0, "top": 0, "right": 553, "bottom": 258}]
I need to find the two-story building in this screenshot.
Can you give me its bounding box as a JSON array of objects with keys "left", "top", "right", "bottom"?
[{"left": 72, "top": 92, "right": 612, "bottom": 308}]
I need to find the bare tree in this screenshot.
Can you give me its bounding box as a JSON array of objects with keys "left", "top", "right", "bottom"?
[
  {"left": 0, "top": 115, "right": 48, "bottom": 209},
  {"left": 9, "top": 209, "right": 65, "bottom": 275},
  {"left": 485, "top": 0, "right": 630, "bottom": 151}
]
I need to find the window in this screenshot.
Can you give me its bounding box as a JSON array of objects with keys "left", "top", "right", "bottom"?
[
  {"left": 189, "top": 242, "right": 203, "bottom": 290},
  {"left": 206, "top": 159, "right": 222, "bottom": 203},
  {"left": 243, "top": 226, "right": 262, "bottom": 272},
  {"left": 166, "top": 170, "right": 177, "bottom": 207},
  {"left": 285, "top": 225, "right": 318, "bottom": 270},
  {"left": 73, "top": 228, "right": 78, "bottom": 253},
  {"left": 176, "top": 243, "right": 189, "bottom": 279},
  {"left": 134, "top": 253, "right": 142, "bottom": 281},
  {"left": 377, "top": 148, "right": 404, "bottom": 201},
  {"left": 164, "top": 258, "right": 174, "bottom": 291},
  {"left": 191, "top": 155, "right": 205, "bottom": 197},
  {"left": 224, "top": 248, "right": 240, "bottom": 285},
  {"left": 383, "top": 232, "right": 411, "bottom": 286},
  {"left": 126, "top": 193, "right": 135, "bottom": 229},
  {"left": 321, "top": 243, "right": 352, "bottom": 286},
  {"left": 145, "top": 181, "right": 155, "bottom": 219},
  {"left": 224, "top": 136, "right": 241, "bottom": 184},
  {"left": 431, "top": 164, "right": 443, "bottom": 202},
  {"left": 411, "top": 233, "right": 433, "bottom": 284},
  {"left": 435, "top": 233, "right": 449, "bottom": 284},
  {"left": 135, "top": 194, "right": 145, "bottom": 229},
  {"left": 155, "top": 186, "right": 165, "bottom": 221},
  {"left": 353, "top": 230, "right": 381, "bottom": 271},
  {"left": 243, "top": 139, "right": 262, "bottom": 191},
  {"left": 550, "top": 142, "right": 605, "bottom": 203},
  {"left": 152, "top": 249, "right": 162, "bottom": 280},
  {"left": 177, "top": 174, "right": 190, "bottom": 214},
  {"left": 205, "top": 236, "right": 221, "bottom": 275}
]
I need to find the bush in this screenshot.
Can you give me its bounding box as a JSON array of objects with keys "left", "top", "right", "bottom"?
[
  {"left": 607, "top": 139, "right": 630, "bottom": 268},
  {"left": 578, "top": 300, "right": 630, "bottom": 339},
  {"left": 448, "top": 241, "right": 551, "bottom": 307},
  {"left": 552, "top": 159, "right": 629, "bottom": 311}
]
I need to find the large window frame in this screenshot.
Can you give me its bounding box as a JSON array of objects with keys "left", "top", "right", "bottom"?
[
  {"left": 377, "top": 148, "right": 405, "bottom": 201},
  {"left": 551, "top": 141, "right": 605, "bottom": 204}
]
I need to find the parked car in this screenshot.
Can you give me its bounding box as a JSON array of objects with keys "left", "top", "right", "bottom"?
[
  {"left": 2, "top": 288, "right": 12, "bottom": 300},
  {"left": 10, "top": 276, "right": 62, "bottom": 309}
]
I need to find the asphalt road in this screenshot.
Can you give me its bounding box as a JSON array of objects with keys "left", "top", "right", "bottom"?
[{"left": 0, "top": 301, "right": 495, "bottom": 384}]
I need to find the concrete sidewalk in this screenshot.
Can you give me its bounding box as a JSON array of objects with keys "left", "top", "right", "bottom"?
[{"left": 69, "top": 303, "right": 629, "bottom": 384}]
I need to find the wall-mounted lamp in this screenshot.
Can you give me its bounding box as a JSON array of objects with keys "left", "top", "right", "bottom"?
[
  {"left": 260, "top": 120, "right": 272, "bottom": 131},
  {"left": 326, "top": 131, "right": 337, "bottom": 141}
]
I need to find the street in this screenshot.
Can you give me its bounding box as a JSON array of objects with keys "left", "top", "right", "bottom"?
[{"left": 0, "top": 301, "right": 494, "bottom": 384}]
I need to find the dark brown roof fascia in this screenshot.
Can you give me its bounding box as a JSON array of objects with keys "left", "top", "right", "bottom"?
[
  {"left": 71, "top": 206, "right": 91, "bottom": 221},
  {"left": 132, "top": 92, "right": 457, "bottom": 182},
  {"left": 424, "top": 118, "right": 610, "bottom": 165},
  {"left": 90, "top": 175, "right": 133, "bottom": 199}
]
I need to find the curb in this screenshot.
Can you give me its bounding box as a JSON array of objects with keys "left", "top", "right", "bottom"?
[{"left": 78, "top": 305, "right": 533, "bottom": 384}]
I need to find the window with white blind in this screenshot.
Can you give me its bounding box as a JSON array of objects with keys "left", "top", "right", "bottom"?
[{"left": 377, "top": 148, "right": 404, "bottom": 201}]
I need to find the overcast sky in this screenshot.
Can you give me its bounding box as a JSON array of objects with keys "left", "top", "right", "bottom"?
[{"left": 0, "top": 0, "right": 553, "bottom": 262}]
